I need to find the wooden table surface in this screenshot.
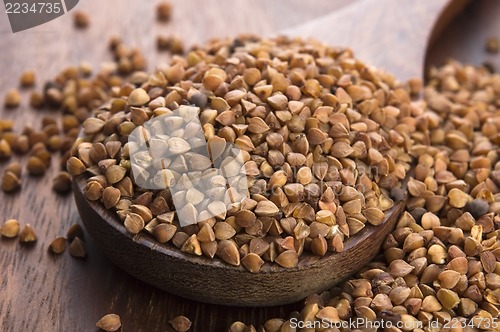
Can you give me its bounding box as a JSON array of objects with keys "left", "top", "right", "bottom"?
[{"left": 0, "top": 1, "right": 499, "bottom": 331}]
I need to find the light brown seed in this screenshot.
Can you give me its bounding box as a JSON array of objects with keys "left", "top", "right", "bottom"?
[
  {"left": 132, "top": 190, "right": 155, "bottom": 215},
  {"left": 84, "top": 181, "right": 103, "bottom": 201},
  {"left": 241, "top": 253, "right": 265, "bottom": 273},
  {"left": 224, "top": 90, "right": 246, "bottom": 107},
  {"left": 253, "top": 85, "right": 273, "bottom": 100},
  {"left": 0, "top": 119, "right": 14, "bottom": 131},
  {"left": 216, "top": 239, "right": 240, "bottom": 266},
  {"left": 421, "top": 212, "right": 440, "bottom": 229},
  {"left": 52, "top": 172, "right": 72, "bottom": 193},
  {"left": 293, "top": 220, "right": 310, "bottom": 240},
  {"left": 312, "top": 162, "right": 328, "bottom": 181},
  {"left": 82, "top": 118, "right": 105, "bottom": 135},
  {"left": 127, "top": 88, "right": 151, "bottom": 107},
  {"left": 243, "top": 68, "right": 261, "bottom": 86},
  {"left": 124, "top": 213, "right": 145, "bottom": 234},
  {"left": 172, "top": 232, "right": 189, "bottom": 249},
  {"left": 481, "top": 251, "right": 496, "bottom": 274},
  {"left": 407, "top": 178, "right": 426, "bottom": 197},
  {"left": 0, "top": 139, "right": 12, "bottom": 159},
  {"left": 73, "top": 10, "right": 90, "bottom": 28},
  {"left": 214, "top": 222, "right": 236, "bottom": 240},
  {"left": 437, "top": 289, "right": 460, "bottom": 310},
  {"left": 446, "top": 256, "right": 468, "bottom": 274},
  {"left": 247, "top": 117, "right": 270, "bottom": 134},
  {"left": 181, "top": 234, "right": 202, "bottom": 256},
  {"left": 464, "top": 237, "right": 481, "bottom": 256},
  {"left": 169, "top": 315, "right": 191, "bottom": 332},
  {"left": 19, "top": 224, "right": 37, "bottom": 243},
  {"left": 1, "top": 219, "right": 20, "bottom": 238},
  {"left": 66, "top": 224, "right": 84, "bottom": 241},
  {"left": 266, "top": 132, "right": 284, "bottom": 149},
  {"left": 296, "top": 167, "right": 312, "bottom": 185},
  {"left": 4, "top": 89, "right": 21, "bottom": 108},
  {"left": 19, "top": 70, "right": 36, "bottom": 87},
  {"left": 96, "top": 313, "right": 121, "bottom": 332},
  {"left": 2, "top": 171, "right": 21, "bottom": 192},
  {"left": 437, "top": 270, "right": 461, "bottom": 289},
  {"left": 460, "top": 298, "right": 478, "bottom": 317},
  {"left": 307, "top": 128, "right": 327, "bottom": 145},
  {"left": 254, "top": 200, "right": 279, "bottom": 217},
  {"left": 363, "top": 207, "right": 385, "bottom": 226},
  {"left": 267, "top": 94, "right": 288, "bottom": 110},
  {"left": 228, "top": 321, "right": 249, "bottom": 332},
  {"left": 153, "top": 223, "right": 177, "bottom": 243},
  {"left": 166, "top": 36, "right": 184, "bottom": 54},
  {"left": 157, "top": 1, "right": 173, "bottom": 22},
  {"left": 69, "top": 237, "right": 86, "bottom": 258},
  {"left": 275, "top": 250, "right": 298, "bottom": 268},
  {"left": 102, "top": 187, "right": 121, "bottom": 209},
  {"left": 263, "top": 318, "right": 285, "bottom": 332},
  {"left": 67, "top": 157, "right": 86, "bottom": 176},
  {"left": 331, "top": 141, "right": 354, "bottom": 158},
  {"left": 389, "top": 286, "right": 411, "bottom": 305},
  {"left": 311, "top": 235, "right": 328, "bottom": 256},
  {"left": 249, "top": 238, "right": 270, "bottom": 256},
  {"left": 388, "top": 259, "right": 414, "bottom": 277},
  {"left": 150, "top": 197, "right": 168, "bottom": 216},
  {"left": 201, "top": 241, "right": 217, "bottom": 258},
  {"left": 342, "top": 199, "right": 362, "bottom": 215},
  {"left": 105, "top": 165, "right": 127, "bottom": 184},
  {"left": 315, "top": 210, "right": 335, "bottom": 226},
  {"left": 234, "top": 210, "right": 256, "bottom": 228},
  {"left": 203, "top": 75, "right": 224, "bottom": 92},
  {"left": 402, "top": 233, "right": 424, "bottom": 252},
  {"left": 268, "top": 170, "right": 287, "bottom": 189},
  {"left": 354, "top": 306, "right": 376, "bottom": 321},
  {"left": 421, "top": 295, "right": 442, "bottom": 313},
  {"left": 196, "top": 223, "right": 215, "bottom": 243},
  {"left": 49, "top": 237, "right": 67, "bottom": 254},
  {"left": 428, "top": 244, "right": 447, "bottom": 264},
  {"left": 448, "top": 188, "right": 470, "bottom": 208}
]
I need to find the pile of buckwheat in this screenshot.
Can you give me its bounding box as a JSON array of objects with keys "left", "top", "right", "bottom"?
[
  {"left": 1, "top": 5, "right": 499, "bottom": 329},
  {"left": 226, "top": 58, "right": 500, "bottom": 332},
  {"left": 68, "top": 35, "right": 418, "bottom": 271}
]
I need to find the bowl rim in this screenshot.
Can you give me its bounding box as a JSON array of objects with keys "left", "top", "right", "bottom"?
[{"left": 74, "top": 174, "right": 405, "bottom": 274}]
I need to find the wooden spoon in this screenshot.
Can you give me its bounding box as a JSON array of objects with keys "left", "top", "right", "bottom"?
[
  {"left": 283, "top": 0, "right": 468, "bottom": 82},
  {"left": 73, "top": 0, "right": 463, "bottom": 307}
]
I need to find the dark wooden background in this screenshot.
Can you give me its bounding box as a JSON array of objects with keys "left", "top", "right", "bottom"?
[{"left": 0, "top": 1, "right": 499, "bottom": 331}]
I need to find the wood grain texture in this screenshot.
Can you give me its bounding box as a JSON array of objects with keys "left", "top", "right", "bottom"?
[
  {"left": 73, "top": 175, "right": 406, "bottom": 307},
  {"left": 1, "top": 0, "right": 498, "bottom": 331}
]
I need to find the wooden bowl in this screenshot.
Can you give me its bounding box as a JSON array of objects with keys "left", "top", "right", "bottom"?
[{"left": 73, "top": 175, "right": 406, "bottom": 306}]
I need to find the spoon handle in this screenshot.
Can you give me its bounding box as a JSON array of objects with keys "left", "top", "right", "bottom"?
[{"left": 282, "top": 0, "right": 466, "bottom": 81}]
